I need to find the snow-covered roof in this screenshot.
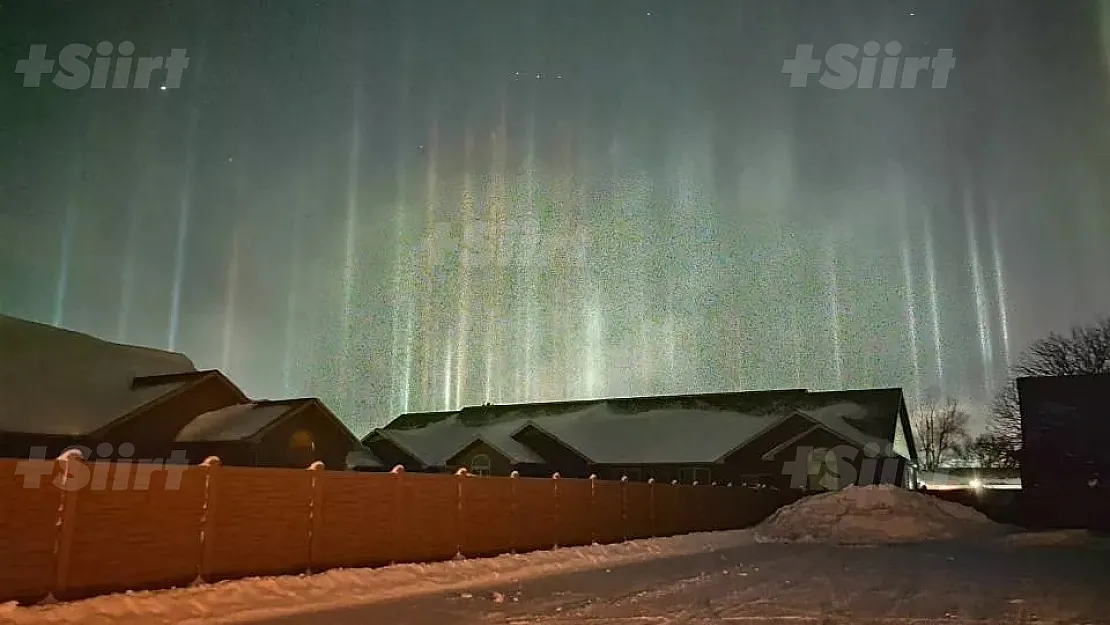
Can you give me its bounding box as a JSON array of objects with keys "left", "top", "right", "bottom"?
[
  {"left": 796, "top": 402, "right": 891, "bottom": 451},
  {"left": 175, "top": 402, "right": 299, "bottom": 442},
  {"left": 376, "top": 388, "right": 909, "bottom": 468},
  {"left": 455, "top": 419, "right": 547, "bottom": 464},
  {"left": 346, "top": 446, "right": 383, "bottom": 469},
  {"left": 528, "top": 404, "right": 780, "bottom": 464},
  {"left": 0, "top": 315, "right": 199, "bottom": 436}
]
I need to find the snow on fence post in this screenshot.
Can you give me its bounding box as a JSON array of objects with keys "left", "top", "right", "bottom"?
[
  {"left": 647, "top": 477, "right": 657, "bottom": 537},
  {"left": 306, "top": 461, "right": 325, "bottom": 572},
  {"left": 52, "top": 450, "right": 84, "bottom": 598},
  {"left": 198, "top": 456, "right": 222, "bottom": 582}
]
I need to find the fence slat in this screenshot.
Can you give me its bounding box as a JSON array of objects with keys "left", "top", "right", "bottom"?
[{"left": 0, "top": 460, "right": 65, "bottom": 604}]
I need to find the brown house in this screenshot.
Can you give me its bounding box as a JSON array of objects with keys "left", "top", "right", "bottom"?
[
  {"left": 174, "top": 398, "right": 361, "bottom": 469},
  {"left": 363, "top": 388, "right": 918, "bottom": 490},
  {"left": 0, "top": 315, "right": 246, "bottom": 461}
]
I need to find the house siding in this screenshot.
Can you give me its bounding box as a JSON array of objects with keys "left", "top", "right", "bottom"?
[
  {"left": 512, "top": 426, "right": 590, "bottom": 478},
  {"left": 723, "top": 424, "right": 906, "bottom": 489},
  {"left": 0, "top": 433, "right": 87, "bottom": 459},
  {"left": 362, "top": 436, "right": 423, "bottom": 471},
  {"left": 252, "top": 405, "right": 355, "bottom": 470},
  {"left": 593, "top": 463, "right": 719, "bottom": 484},
  {"left": 102, "top": 374, "right": 245, "bottom": 461},
  {"left": 448, "top": 440, "right": 515, "bottom": 476}
]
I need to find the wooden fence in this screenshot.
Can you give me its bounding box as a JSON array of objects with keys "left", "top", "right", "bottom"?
[{"left": 0, "top": 459, "right": 799, "bottom": 604}]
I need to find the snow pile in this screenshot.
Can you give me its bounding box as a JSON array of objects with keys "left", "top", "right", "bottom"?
[
  {"left": 1, "top": 530, "right": 755, "bottom": 625},
  {"left": 754, "top": 485, "right": 1004, "bottom": 544}
]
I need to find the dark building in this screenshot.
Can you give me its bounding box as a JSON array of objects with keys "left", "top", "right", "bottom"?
[
  {"left": 174, "top": 399, "right": 361, "bottom": 469},
  {"left": 363, "top": 388, "right": 918, "bottom": 490},
  {"left": 0, "top": 315, "right": 362, "bottom": 470},
  {"left": 0, "top": 315, "right": 247, "bottom": 461},
  {"left": 1017, "top": 373, "right": 1109, "bottom": 529}
]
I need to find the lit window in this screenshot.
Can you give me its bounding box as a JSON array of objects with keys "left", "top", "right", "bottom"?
[
  {"left": 289, "top": 430, "right": 315, "bottom": 452},
  {"left": 470, "top": 454, "right": 491, "bottom": 476}
]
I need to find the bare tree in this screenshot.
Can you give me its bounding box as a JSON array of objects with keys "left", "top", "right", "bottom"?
[
  {"left": 960, "top": 431, "right": 1019, "bottom": 469},
  {"left": 911, "top": 397, "right": 971, "bottom": 471},
  {"left": 990, "top": 316, "right": 1110, "bottom": 463}
]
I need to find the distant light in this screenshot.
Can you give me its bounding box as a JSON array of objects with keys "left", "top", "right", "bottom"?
[
  {"left": 909, "top": 11, "right": 915, "bottom": 16},
  {"left": 646, "top": 12, "right": 652, "bottom": 16},
  {"left": 969, "top": 478, "right": 983, "bottom": 489},
  {"left": 535, "top": 73, "right": 542, "bottom": 79},
  {"left": 160, "top": 85, "right": 167, "bottom": 90},
  {"left": 556, "top": 74, "right": 563, "bottom": 79}
]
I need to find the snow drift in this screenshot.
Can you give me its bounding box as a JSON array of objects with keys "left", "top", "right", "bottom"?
[{"left": 754, "top": 485, "right": 1005, "bottom": 544}]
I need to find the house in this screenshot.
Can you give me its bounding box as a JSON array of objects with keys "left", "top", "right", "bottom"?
[
  {"left": 0, "top": 315, "right": 247, "bottom": 460},
  {"left": 174, "top": 398, "right": 361, "bottom": 469},
  {"left": 363, "top": 388, "right": 919, "bottom": 489}
]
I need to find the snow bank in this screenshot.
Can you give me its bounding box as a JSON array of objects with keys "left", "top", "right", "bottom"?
[
  {"left": 0, "top": 531, "right": 755, "bottom": 625},
  {"left": 754, "top": 485, "right": 1005, "bottom": 544}
]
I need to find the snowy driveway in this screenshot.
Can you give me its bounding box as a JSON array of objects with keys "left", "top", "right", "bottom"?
[{"left": 265, "top": 539, "right": 1110, "bottom": 625}]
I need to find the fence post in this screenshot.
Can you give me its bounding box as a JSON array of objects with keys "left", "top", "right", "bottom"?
[
  {"left": 619, "top": 476, "right": 627, "bottom": 541},
  {"left": 509, "top": 471, "right": 520, "bottom": 553},
  {"left": 198, "top": 456, "right": 222, "bottom": 582},
  {"left": 389, "top": 465, "right": 405, "bottom": 564},
  {"left": 52, "top": 454, "right": 83, "bottom": 599},
  {"left": 551, "top": 472, "right": 561, "bottom": 548},
  {"left": 647, "top": 478, "right": 656, "bottom": 537},
  {"left": 307, "top": 461, "right": 325, "bottom": 573},
  {"left": 454, "top": 468, "right": 468, "bottom": 558},
  {"left": 588, "top": 474, "right": 598, "bottom": 545}
]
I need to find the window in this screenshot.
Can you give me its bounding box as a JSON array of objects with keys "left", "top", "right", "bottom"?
[
  {"left": 469, "top": 454, "right": 491, "bottom": 476},
  {"left": 678, "top": 467, "right": 711, "bottom": 485},
  {"left": 289, "top": 430, "right": 315, "bottom": 452}
]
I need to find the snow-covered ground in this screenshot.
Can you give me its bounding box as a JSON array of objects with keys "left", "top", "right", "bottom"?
[
  {"left": 0, "top": 531, "right": 758, "bottom": 625},
  {"left": 4, "top": 490, "right": 1106, "bottom": 625}
]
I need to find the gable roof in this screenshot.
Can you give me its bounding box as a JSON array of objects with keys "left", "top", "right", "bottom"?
[
  {"left": 375, "top": 387, "right": 910, "bottom": 467},
  {"left": 0, "top": 315, "right": 212, "bottom": 436},
  {"left": 175, "top": 398, "right": 359, "bottom": 445},
  {"left": 447, "top": 421, "right": 547, "bottom": 465},
  {"left": 175, "top": 402, "right": 298, "bottom": 442}
]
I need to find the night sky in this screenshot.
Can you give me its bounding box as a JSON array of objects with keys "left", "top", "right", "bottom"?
[{"left": 2, "top": 1, "right": 1110, "bottom": 433}]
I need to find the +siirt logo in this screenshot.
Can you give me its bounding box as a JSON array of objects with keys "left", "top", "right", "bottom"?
[
  {"left": 783, "top": 41, "right": 955, "bottom": 89},
  {"left": 15, "top": 42, "right": 189, "bottom": 89}
]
